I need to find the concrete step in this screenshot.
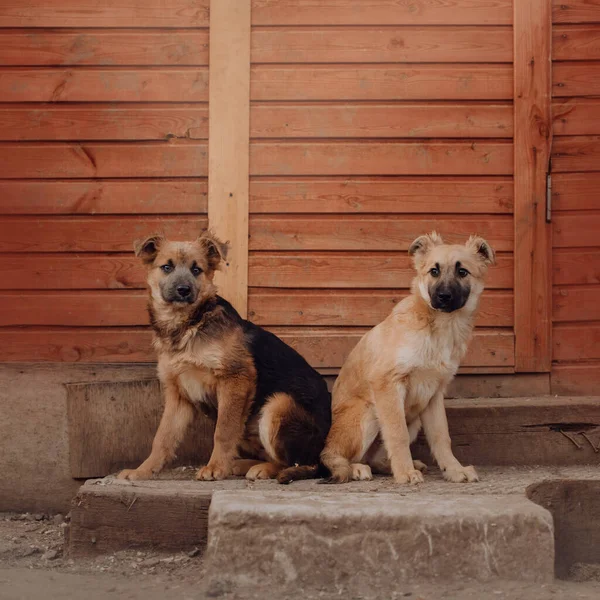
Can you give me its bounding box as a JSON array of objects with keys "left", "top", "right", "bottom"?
[{"left": 204, "top": 491, "right": 554, "bottom": 592}]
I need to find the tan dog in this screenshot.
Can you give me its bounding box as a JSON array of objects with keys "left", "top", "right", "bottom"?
[
  {"left": 321, "top": 232, "right": 495, "bottom": 484},
  {"left": 118, "top": 231, "right": 331, "bottom": 483}
]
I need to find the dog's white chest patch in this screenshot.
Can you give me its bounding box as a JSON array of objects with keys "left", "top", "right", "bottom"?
[{"left": 178, "top": 371, "right": 211, "bottom": 406}]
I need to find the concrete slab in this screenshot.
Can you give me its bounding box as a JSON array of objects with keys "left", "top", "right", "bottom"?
[{"left": 204, "top": 491, "right": 554, "bottom": 592}]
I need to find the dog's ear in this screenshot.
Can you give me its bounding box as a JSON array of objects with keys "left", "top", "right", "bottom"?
[
  {"left": 198, "top": 230, "right": 230, "bottom": 270},
  {"left": 466, "top": 235, "right": 496, "bottom": 266},
  {"left": 408, "top": 231, "right": 444, "bottom": 260},
  {"left": 134, "top": 234, "right": 164, "bottom": 265}
]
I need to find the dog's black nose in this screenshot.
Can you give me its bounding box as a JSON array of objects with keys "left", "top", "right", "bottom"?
[
  {"left": 436, "top": 291, "right": 452, "bottom": 303},
  {"left": 177, "top": 285, "right": 192, "bottom": 297}
]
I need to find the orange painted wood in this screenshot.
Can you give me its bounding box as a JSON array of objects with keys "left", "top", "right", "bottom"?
[
  {"left": 0, "top": 68, "right": 209, "bottom": 103},
  {"left": 0, "top": 327, "right": 514, "bottom": 367},
  {"left": 552, "top": 173, "right": 600, "bottom": 211},
  {"left": 248, "top": 252, "right": 514, "bottom": 289},
  {"left": 251, "top": 27, "right": 512, "bottom": 63},
  {"left": 552, "top": 136, "right": 600, "bottom": 172},
  {"left": 553, "top": 285, "right": 600, "bottom": 322},
  {"left": 208, "top": 0, "right": 251, "bottom": 318},
  {"left": 0, "top": 31, "right": 209, "bottom": 66},
  {"left": 251, "top": 64, "right": 513, "bottom": 101},
  {"left": 554, "top": 323, "right": 600, "bottom": 361},
  {"left": 552, "top": 362, "right": 600, "bottom": 395},
  {"left": 250, "top": 141, "right": 513, "bottom": 176},
  {"left": 553, "top": 25, "right": 600, "bottom": 60},
  {"left": 0, "top": 216, "right": 208, "bottom": 253},
  {"left": 553, "top": 1, "right": 600, "bottom": 24},
  {"left": 0, "top": 106, "right": 208, "bottom": 141},
  {"left": 1, "top": 252, "right": 514, "bottom": 291},
  {"left": 0, "top": 291, "right": 147, "bottom": 327},
  {"left": 251, "top": 0, "right": 512, "bottom": 25},
  {"left": 0, "top": 0, "right": 209, "bottom": 27},
  {"left": 249, "top": 177, "right": 513, "bottom": 214},
  {"left": 273, "top": 327, "right": 515, "bottom": 368},
  {"left": 513, "top": 0, "right": 552, "bottom": 372},
  {"left": 0, "top": 289, "right": 515, "bottom": 328},
  {"left": 248, "top": 215, "right": 513, "bottom": 252},
  {"left": 0, "top": 255, "right": 145, "bottom": 290},
  {"left": 553, "top": 212, "right": 600, "bottom": 248},
  {"left": 0, "top": 142, "right": 208, "bottom": 178},
  {"left": 250, "top": 103, "right": 512, "bottom": 139},
  {"left": 553, "top": 62, "right": 600, "bottom": 96},
  {"left": 553, "top": 99, "right": 600, "bottom": 135},
  {"left": 553, "top": 249, "right": 600, "bottom": 285},
  {"left": 0, "top": 180, "right": 208, "bottom": 215},
  {"left": 248, "top": 289, "right": 513, "bottom": 328}
]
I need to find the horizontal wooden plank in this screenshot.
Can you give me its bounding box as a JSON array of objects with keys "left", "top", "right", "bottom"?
[
  {"left": 553, "top": 1, "right": 600, "bottom": 24},
  {"left": 0, "top": 105, "right": 208, "bottom": 141},
  {"left": 553, "top": 25, "right": 600, "bottom": 60},
  {"left": 0, "top": 254, "right": 146, "bottom": 290},
  {"left": 251, "top": 26, "right": 512, "bottom": 63},
  {"left": 554, "top": 322, "right": 600, "bottom": 361},
  {"left": 0, "top": 31, "right": 209, "bottom": 66},
  {"left": 552, "top": 136, "right": 600, "bottom": 172},
  {"left": 0, "top": 252, "right": 514, "bottom": 291},
  {"left": 553, "top": 99, "right": 600, "bottom": 136},
  {"left": 251, "top": 64, "right": 513, "bottom": 101},
  {"left": 0, "top": 291, "right": 147, "bottom": 327},
  {"left": 552, "top": 173, "right": 600, "bottom": 211},
  {"left": 249, "top": 177, "right": 514, "bottom": 214},
  {"left": 0, "top": 289, "right": 513, "bottom": 328},
  {"left": 250, "top": 103, "right": 512, "bottom": 139},
  {"left": 553, "top": 285, "right": 600, "bottom": 322},
  {"left": 0, "top": 68, "right": 209, "bottom": 103},
  {"left": 0, "top": 141, "right": 208, "bottom": 178},
  {"left": 249, "top": 252, "right": 514, "bottom": 289},
  {"left": 0, "top": 0, "right": 209, "bottom": 27},
  {"left": 553, "top": 61, "right": 600, "bottom": 96},
  {"left": 251, "top": 0, "right": 513, "bottom": 25},
  {"left": 553, "top": 248, "right": 600, "bottom": 285},
  {"left": 0, "top": 180, "right": 207, "bottom": 215},
  {"left": 0, "top": 216, "right": 208, "bottom": 252},
  {"left": 552, "top": 362, "right": 600, "bottom": 395},
  {"left": 250, "top": 141, "right": 513, "bottom": 176},
  {"left": 0, "top": 326, "right": 514, "bottom": 367},
  {"left": 553, "top": 212, "right": 600, "bottom": 247},
  {"left": 249, "top": 215, "right": 513, "bottom": 251},
  {"left": 249, "top": 289, "right": 513, "bottom": 327}
]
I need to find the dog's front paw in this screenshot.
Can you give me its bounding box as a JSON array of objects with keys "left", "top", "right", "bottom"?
[
  {"left": 117, "top": 468, "right": 152, "bottom": 481},
  {"left": 394, "top": 468, "right": 425, "bottom": 485},
  {"left": 196, "top": 463, "right": 231, "bottom": 481},
  {"left": 444, "top": 465, "right": 479, "bottom": 483},
  {"left": 351, "top": 463, "right": 373, "bottom": 481},
  {"left": 246, "top": 463, "right": 279, "bottom": 480}
]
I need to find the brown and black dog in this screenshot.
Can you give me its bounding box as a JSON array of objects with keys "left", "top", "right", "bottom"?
[{"left": 118, "top": 231, "right": 331, "bottom": 484}]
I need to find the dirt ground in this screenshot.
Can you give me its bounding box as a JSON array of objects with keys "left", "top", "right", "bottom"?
[{"left": 2, "top": 468, "right": 600, "bottom": 600}]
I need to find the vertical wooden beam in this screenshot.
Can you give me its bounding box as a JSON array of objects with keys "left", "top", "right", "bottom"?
[
  {"left": 208, "top": 0, "right": 251, "bottom": 317},
  {"left": 513, "top": 0, "right": 552, "bottom": 372}
]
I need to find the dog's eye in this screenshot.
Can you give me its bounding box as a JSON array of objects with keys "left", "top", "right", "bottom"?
[
  {"left": 191, "top": 266, "right": 202, "bottom": 277},
  {"left": 160, "top": 264, "right": 173, "bottom": 274},
  {"left": 430, "top": 267, "right": 440, "bottom": 277},
  {"left": 458, "top": 268, "right": 469, "bottom": 278}
]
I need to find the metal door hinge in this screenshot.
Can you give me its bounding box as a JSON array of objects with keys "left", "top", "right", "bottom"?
[{"left": 546, "top": 173, "right": 552, "bottom": 223}]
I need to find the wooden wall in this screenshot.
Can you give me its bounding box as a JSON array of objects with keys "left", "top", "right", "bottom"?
[
  {"left": 247, "top": 1, "right": 515, "bottom": 372},
  {"left": 551, "top": 1, "right": 600, "bottom": 394},
  {"left": 0, "top": 0, "right": 209, "bottom": 361}
]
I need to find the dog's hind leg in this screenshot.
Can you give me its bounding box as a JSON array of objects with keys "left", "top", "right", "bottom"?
[{"left": 231, "top": 459, "right": 262, "bottom": 476}]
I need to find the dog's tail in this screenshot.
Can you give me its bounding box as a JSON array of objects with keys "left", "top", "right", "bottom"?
[{"left": 277, "top": 462, "right": 329, "bottom": 485}]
